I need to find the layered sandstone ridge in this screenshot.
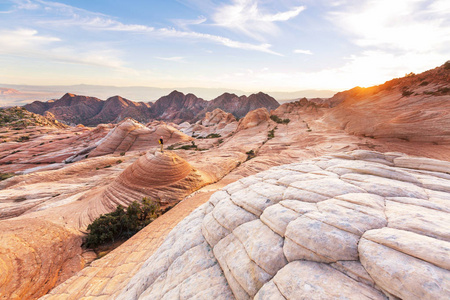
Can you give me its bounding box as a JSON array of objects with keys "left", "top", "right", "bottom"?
[
  {"left": 88, "top": 118, "right": 191, "bottom": 157},
  {"left": 116, "top": 150, "right": 450, "bottom": 300},
  {"left": 103, "top": 150, "right": 214, "bottom": 208}
]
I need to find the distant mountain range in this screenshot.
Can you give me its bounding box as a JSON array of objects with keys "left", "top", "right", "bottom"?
[
  {"left": 23, "top": 90, "right": 281, "bottom": 126},
  {"left": 0, "top": 84, "right": 336, "bottom": 107}
]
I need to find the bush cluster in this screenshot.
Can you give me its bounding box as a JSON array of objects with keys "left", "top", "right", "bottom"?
[
  {"left": 0, "top": 173, "right": 14, "bottom": 181},
  {"left": 270, "top": 115, "right": 290, "bottom": 124},
  {"left": 197, "top": 133, "right": 221, "bottom": 139},
  {"left": 85, "top": 198, "right": 160, "bottom": 248}
]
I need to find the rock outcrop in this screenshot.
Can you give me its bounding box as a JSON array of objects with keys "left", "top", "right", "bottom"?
[
  {"left": 0, "top": 106, "right": 66, "bottom": 129},
  {"left": 117, "top": 150, "right": 450, "bottom": 299},
  {"left": 237, "top": 108, "right": 270, "bottom": 131},
  {"left": 199, "top": 92, "right": 280, "bottom": 120},
  {"left": 102, "top": 151, "right": 214, "bottom": 207},
  {"left": 324, "top": 62, "right": 450, "bottom": 143},
  {"left": 178, "top": 108, "right": 238, "bottom": 138},
  {"left": 0, "top": 219, "right": 83, "bottom": 299},
  {"left": 88, "top": 119, "right": 192, "bottom": 157}
]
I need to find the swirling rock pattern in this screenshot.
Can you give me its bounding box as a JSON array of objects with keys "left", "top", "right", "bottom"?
[
  {"left": 102, "top": 151, "right": 214, "bottom": 208},
  {"left": 118, "top": 151, "right": 450, "bottom": 299},
  {"left": 89, "top": 118, "right": 192, "bottom": 157}
]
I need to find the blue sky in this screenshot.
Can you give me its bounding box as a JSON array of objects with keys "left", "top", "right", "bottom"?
[{"left": 0, "top": 0, "right": 449, "bottom": 92}]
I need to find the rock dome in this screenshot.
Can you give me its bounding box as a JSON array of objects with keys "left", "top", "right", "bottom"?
[{"left": 102, "top": 151, "right": 213, "bottom": 207}]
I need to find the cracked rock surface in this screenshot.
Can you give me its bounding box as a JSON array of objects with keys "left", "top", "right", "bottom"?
[{"left": 117, "top": 151, "right": 450, "bottom": 300}]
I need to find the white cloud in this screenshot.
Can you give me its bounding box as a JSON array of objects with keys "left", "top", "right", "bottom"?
[
  {"left": 17, "top": 0, "right": 279, "bottom": 55},
  {"left": 329, "top": 0, "right": 450, "bottom": 53},
  {"left": 155, "top": 56, "right": 185, "bottom": 62},
  {"left": 212, "top": 0, "right": 305, "bottom": 40},
  {"left": 0, "top": 28, "right": 129, "bottom": 70},
  {"left": 156, "top": 27, "right": 282, "bottom": 56},
  {"left": 294, "top": 49, "right": 313, "bottom": 55},
  {"left": 0, "top": 28, "right": 60, "bottom": 51},
  {"left": 172, "top": 16, "right": 207, "bottom": 30}
]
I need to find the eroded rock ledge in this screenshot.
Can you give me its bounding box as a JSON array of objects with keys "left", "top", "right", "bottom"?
[{"left": 117, "top": 150, "right": 450, "bottom": 300}]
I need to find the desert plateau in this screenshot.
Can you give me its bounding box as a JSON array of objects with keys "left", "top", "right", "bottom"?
[
  {"left": 1, "top": 1, "right": 449, "bottom": 299},
  {"left": 0, "top": 62, "right": 449, "bottom": 299}
]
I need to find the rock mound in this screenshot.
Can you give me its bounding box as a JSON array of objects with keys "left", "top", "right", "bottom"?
[
  {"left": 179, "top": 108, "right": 238, "bottom": 138},
  {"left": 237, "top": 108, "right": 270, "bottom": 131},
  {"left": 89, "top": 119, "right": 191, "bottom": 157},
  {"left": 102, "top": 151, "right": 213, "bottom": 207},
  {"left": 118, "top": 150, "right": 450, "bottom": 300}
]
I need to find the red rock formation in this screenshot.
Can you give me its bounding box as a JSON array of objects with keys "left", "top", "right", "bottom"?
[
  {"left": 24, "top": 93, "right": 153, "bottom": 126},
  {"left": 237, "top": 107, "right": 270, "bottom": 131},
  {"left": 201, "top": 92, "right": 280, "bottom": 119},
  {"left": 0, "top": 219, "right": 84, "bottom": 299},
  {"left": 88, "top": 119, "right": 192, "bottom": 157},
  {"left": 150, "top": 90, "right": 207, "bottom": 123},
  {"left": 323, "top": 62, "right": 450, "bottom": 143},
  {"left": 102, "top": 151, "right": 214, "bottom": 208}
]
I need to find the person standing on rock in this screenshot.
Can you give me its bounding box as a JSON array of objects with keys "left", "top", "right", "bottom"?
[{"left": 159, "top": 136, "right": 164, "bottom": 152}]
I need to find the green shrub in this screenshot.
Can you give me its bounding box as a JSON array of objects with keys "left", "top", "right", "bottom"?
[
  {"left": 120, "top": 152, "right": 125, "bottom": 156},
  {"left": 85, "top": 198, "right": 160, "bottom": 248},
  {"left": 402, "top": 90, "right": 414, "bottom": 97},
  {"left": 16, "top": 135, "right": 30, "bottom": 142},
  {"left": 268, "top": 129, "right": 275, "bottom": 139},
  {"left": 438, "top": 87, "right": 450, "bottom": 94},
  {"left": 246, "top": 149, "right": 256, "bottom": 161},
  {"left": 0, "top": 173, "right": 14, "bottom": 181},
  {"left": 205, "top": 133, "right": 221, "bottom": 139},
  {"left": 270, "top": 115, "right": 290, "bottom": 124},
  {"left": 177, "top": 141, "right": 197, "bottom": 150},
  {"left": 218, "top": 139, "right": 224, "bottom": 144}
]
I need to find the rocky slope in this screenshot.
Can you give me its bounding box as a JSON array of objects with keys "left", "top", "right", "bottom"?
[
  {"left": 116, "top": 151, "right": 450, "bottom": 300},
  {"left": 43, "top": 151, "right": 450, "bottom": 299},
  {"left": 323, "top": 62, "right": 450, "bottom": 143},
  {"left": 0, "top": 106, "right": 66, "bottom": 129}
]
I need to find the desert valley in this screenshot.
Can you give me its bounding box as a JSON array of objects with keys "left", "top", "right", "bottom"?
[{"left": 0, "top": 62, "right": 449, "bottom": 299}]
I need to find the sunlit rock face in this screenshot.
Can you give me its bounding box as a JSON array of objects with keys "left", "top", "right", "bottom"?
[
  {"left": 0, "top": 219, "right": 83, "bottom": 300},
  {"left": 117, "top": 150, "right": 450, "bottom": 300},
  {"left": 323, "top": 63, "right": 450, "bottom": 144},
  {"left": 237, "top": 107, "right": 270, "bottom": 131}
]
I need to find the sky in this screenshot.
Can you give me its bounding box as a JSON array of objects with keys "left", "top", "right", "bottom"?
[{"left": 0, "top": 0, "right": 449, "bottom": 93}]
